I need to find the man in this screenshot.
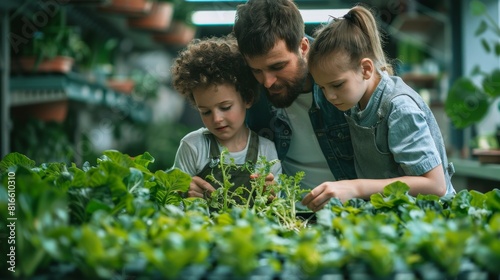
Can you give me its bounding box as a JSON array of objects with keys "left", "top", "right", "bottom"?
[
  {"left": 233, "top": 0, "right": 356, "bottom": 186},
  {"left": 187, "top": 0, "right": 356, "bottom": 198}
]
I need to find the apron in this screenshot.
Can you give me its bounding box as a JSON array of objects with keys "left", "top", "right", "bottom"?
[
  {"left": 345, "top": 115, "right": 404, "bottom": 179},
  {"left": 197, "top": 130, "right": 260, "bottom": 206},
  {"left": 345, "top": 76, "right": 455, "bottom": 187}
]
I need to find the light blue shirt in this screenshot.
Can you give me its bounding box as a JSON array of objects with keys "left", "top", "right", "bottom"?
[{"left": 346, "top": 72, "right": 455, "bottom": 195}]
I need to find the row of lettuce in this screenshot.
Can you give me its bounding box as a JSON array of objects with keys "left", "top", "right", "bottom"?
[{"left": 0, "top": 150, "right": 499, "bottom": 279}]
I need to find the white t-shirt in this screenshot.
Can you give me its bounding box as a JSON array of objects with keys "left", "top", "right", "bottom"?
[
  {"left": 172, "top": 127, "right": 282, "bottom": 177},
  {"left": 283, "top": 93, "right": 335, "bottom": 190}
]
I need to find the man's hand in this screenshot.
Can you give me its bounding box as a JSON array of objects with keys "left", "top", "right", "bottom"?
[{"left": 185, "top": 176, "right": 216, "bottom": 199}]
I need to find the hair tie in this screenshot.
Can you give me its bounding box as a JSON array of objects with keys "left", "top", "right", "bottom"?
[{"left": 343, "top": 12, "right": 353, "bottom": 21}]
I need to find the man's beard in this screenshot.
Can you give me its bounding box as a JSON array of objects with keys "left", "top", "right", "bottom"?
[{"left": 266, "top": 57, "right": 309, "bottom": 108}]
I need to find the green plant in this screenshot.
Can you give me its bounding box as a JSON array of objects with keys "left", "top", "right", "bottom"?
[
  {"left": 87, "top": 37, "right": 119, "bottom": 76},
  {"left": 173, "top": 0, "right": 195, "bottom": 26},
  {"left": 10, "top": 118, "right": 74, "bottom": 164},
  {"left": 445, "top": 0, "right": 500, "bottom": 129},
  {"left": 157, "top": 0, "right": 195, "bottom": 25},
  {"left": 1, "top": 151, "right": 500, "bottom": 279},
  {"left": 130, "top": 68, "right": 160, "bottom": 101},
  {"left": 21, "top": 7, "right": 90, "bottom": 67},
  {"left": 205, "top": 149, "right": 311, "bottom": 231}
]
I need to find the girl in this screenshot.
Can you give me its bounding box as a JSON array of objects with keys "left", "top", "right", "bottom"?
[
  {"left": 171, "top": 35, "right": 281, "bottom": 201},
  {"left": 302, "top": 5, "right": 455, "bottom": 211}
]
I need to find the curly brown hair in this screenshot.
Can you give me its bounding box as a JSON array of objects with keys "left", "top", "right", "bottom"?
[{"left": 171, "top": 35, "right": 258, "bottom": 106}]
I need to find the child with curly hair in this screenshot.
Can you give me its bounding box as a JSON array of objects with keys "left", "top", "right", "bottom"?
[{"left": 171, "top": 35, "right": 282, "bottom": 201}]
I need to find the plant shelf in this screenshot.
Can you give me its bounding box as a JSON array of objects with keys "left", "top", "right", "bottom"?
[
  {"left": 472, "top": 149, "right": 500, "bottom": 164},
  {"left": 9, "top": 73, "right": 151, "bottom": 123},
  {"left": 450, "top": 156, "right": 500, "bottom": 181}
]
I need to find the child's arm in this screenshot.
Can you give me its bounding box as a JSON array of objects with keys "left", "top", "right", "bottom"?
[{"left": 301, "top": 164, "right": 446, "bottom": 212}]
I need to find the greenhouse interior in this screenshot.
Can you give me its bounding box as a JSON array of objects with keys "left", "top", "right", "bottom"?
[{"left": 1, "top": 0, "right": 500, "bottom": 279}]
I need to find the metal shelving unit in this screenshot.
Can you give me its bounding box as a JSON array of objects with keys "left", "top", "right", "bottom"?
[
  {"left": 9, "top": 74, "right": 151, "bottom": 123},
  {"left": 0, "top": 0, "right": 155, "bottom": 159},
  {"left": 0, "top": 2, "right": 14, "bottom": 158}
]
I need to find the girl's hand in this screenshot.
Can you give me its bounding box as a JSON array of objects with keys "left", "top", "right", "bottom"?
[{"left": 301, "top": 181, "right": 360, "bottom": 211}]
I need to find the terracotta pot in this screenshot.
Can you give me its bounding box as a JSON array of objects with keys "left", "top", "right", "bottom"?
[
  {"left": 152, "top": 21, "right": 196, "bottom": 46},
  {"left": 12, "top": 56, "right": 74, "bottom": 73},
  {"left": 68, "top": 0, "right": 110, "bottom": 4},
  {"left": 107, "top": 79, "right": 135, "bottom": 94},
  {"left": 11, "top": 100, "right": 69, "bottom": 123},
  {"left": 127, "top": 2, "right": 174, "bottom": 32},
  {"left": 473, "top": 149, "right": 500, "bottom": 164},
  {"left": 99, "top": 0, "right": 152, "bottom": 16}
]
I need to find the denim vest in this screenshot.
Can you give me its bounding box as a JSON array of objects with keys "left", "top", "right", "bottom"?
[{"left": 246, "top": 82, "right": 357, "bottom": 180}]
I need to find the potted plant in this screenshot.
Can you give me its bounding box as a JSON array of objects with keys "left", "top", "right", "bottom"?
[
  {"left": 78, "top": 36, "right": 119, "bottom": 84},
  {"left": 127, "top": 0, "right": 175, "bottom": 32},
  {"left": 129, "top": 68, "right": 159, "bottom": 100},
  {"left": 98, "top": 0, "right": 153, "bottom": 16},
  {"left": 11, "top": 8, "right": 90, "bottom": 73},
  {"left": 9, "top": 118, "right": 74, "bottom": 164},
  {"left": 445, "top": 0, "right": 500, "bottom": 160},
  {"left": 107, "top": 75, "right": 136, "bottom": 94},
  {"left": 153, "top": 0, "right": 196, "bottom": 46}
]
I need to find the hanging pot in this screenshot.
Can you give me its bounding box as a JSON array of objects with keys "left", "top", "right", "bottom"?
[
  {"left": 99, "top": 0, "right": 152, "bottom": 16},
  {"left": 127, "top": 2, "right": 174, "bottom": 32},
  {"left": 12, "top": 56, "right": 75, "bottom": 73},
  {"left": 152, "top": 21, "right": 196, "bottom": 46},
  {"left": 11, "top": 100, "right": 69, "bottom": 123}
]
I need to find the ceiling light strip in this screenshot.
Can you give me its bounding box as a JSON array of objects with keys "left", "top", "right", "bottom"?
[{"left": 192, "top": 9, "right": 351, "bottom": 25}]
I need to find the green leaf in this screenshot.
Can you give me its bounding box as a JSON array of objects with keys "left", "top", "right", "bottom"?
[
  {"left": 485, "top": 189, "right": 500, "bottom": 211},
  {"left": 382, "top": 181, "right": 410, "bottom": 197},
  {"left": 107, "top": 174, "right": 134, "bottom": 214},
  {"left": 102, "top": 150, "right": 135, "bottom": 168},
  {"left": 150, "top": 168, "right": 191, "bottom": 207},
  {"left": 469, "top": 190, "right": 487, "bottom": 208},
  {"left": 133, "top": 151, "right": 155, "bottom": 169},
  {"left": 154, "top": 168, "right": 191, "bottom": 193},
  {"left": 416, "top": 194, "right": 443, "bottom": 212},
  {"left": 85, "top": 198, "right": 112, "bottom": 215},
  {"left": 0, "top": 152, "right": 36, "bottom": 174},
  {"left": 41, "top": 226, "right": 75, "bottom": 260},
  {"left": 450, "top": 190, "right": 472, "bottom": 216},
  {"left": 480, "top": 38, "right": 491, "bottom": 53},
  {"left": 475, "top": 20, "right": 488, "bottom": 36},
  {"left": 470, "top": 65, "right": 482, "bottom": 76},
  {"left": 126, "top": 167, "right": 144, "bottom": 194},
  {"left": 85, "top": 167, "right": 109, "bottom": 187},
  {"left": 445, "top": 77, "right": 490, "bottom": 128},
  {"left": 482, "top": 68, "right": 500, "bottom": 98},
  {"left": 99, "top": 160, "right": 130, "bottom": 179},
  {"left": 370, "top": 181, "right": 413, "bottom": 209},
  {"left": 470, "top": 0, "right": 486, "bottom": 16},
  {"left": 69, "top": 164, "right": 86, "bottom": 188}
]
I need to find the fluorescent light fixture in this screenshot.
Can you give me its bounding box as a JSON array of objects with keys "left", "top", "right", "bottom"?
[
  {"left": 301, "top": 9, "right": 350, "bottom": 23},
  {"left": 186, "top": 0, "right": 245, "bottom": 2},
  {"left": 192, "top": 9, "right": 351, "bottom": 25},
  {"left": 192, "top": 10, "right": 236, "bottom": 25}
]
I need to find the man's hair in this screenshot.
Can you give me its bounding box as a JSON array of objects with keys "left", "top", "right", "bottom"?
[
  {"left": 171, "top": 34, "right": 258, "bottom": 106},
  {"left": 233, "top": 0, "right": 305, "bottom": 57}
]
